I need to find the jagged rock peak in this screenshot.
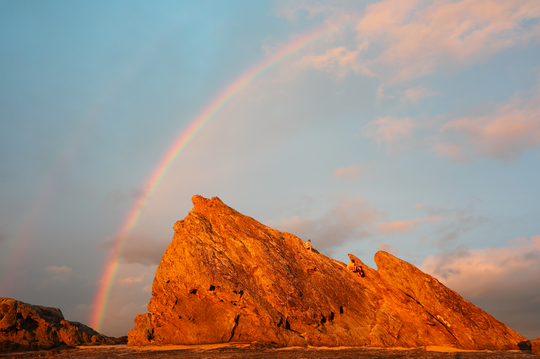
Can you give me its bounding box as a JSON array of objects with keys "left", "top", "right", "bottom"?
[
  {"left": 128, "top": 195, "right": 528, "bottom": 349},
  {"left": 0, "top": 298, "right": 124, "bottom": 352}
]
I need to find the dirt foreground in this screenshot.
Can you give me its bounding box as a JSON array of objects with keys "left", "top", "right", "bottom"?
[{"left": 0, "top": 343, "right": 535, "bottom": 359}]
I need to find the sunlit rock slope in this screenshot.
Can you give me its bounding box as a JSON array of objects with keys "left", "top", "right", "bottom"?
[{"left": 128, "top": 195, "right": 527, "bottom": 349}]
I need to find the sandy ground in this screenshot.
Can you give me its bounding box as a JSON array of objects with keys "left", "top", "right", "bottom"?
[{"left": 0, "top": 343, "right": 535, "bottom": 358}]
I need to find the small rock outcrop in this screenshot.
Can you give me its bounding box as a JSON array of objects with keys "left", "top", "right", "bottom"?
[
  {"left": 531, "top": 338, "right": 540, "bottom": 355},
  {"left": 0, "top": 298, "right": 124, "bottom": 351},
  {"left": 128, "top": 195, "right": 528, "bottom": 349}
]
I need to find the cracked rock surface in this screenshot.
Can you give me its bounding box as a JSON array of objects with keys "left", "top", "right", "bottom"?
[{"left": 128, "top": 195, "right": 528, "bottom": 350}]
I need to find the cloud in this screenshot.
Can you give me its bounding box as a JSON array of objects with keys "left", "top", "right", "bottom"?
[
  {"left": 376, "top": 216, "right": 442, "bottom": 234},
  {"left": 378, "top": 243, "right": 400, "bottom": 255},
  {"left": 422, "top": 236, "right": 540, "bottom": 293},
  {"left": 436, "top": 89, "right": 540, "bottom": 161},
  {"left": 404, "top": 86, "right": 438, "bottom": 104},
  {"left": 433, "top": 142, "right": 467, "bottom": 162},
  {"left": 275, "top": 0, "right": 359, "bottom": 21},
  {"left": 367, "top": 83, "right": 540, "bottom": 162},
  {"left": 284, "top": 1, "right": 540, "bottom": 83},
  {"left": 421, "top": 236, "right": 540, "bottom": 338},
  {"left": 297, "top": 47, "right": 369, "bottom": 78},
  {"left": 118, "top": 272, "right": 149, "bottom": 286},
  {"left": 267, "top": 196, "right": 382, "bottom": 253},
  {"left": 108, "top": 187, "right": 147, "bottom": 203},
  {"left": 334, "top": 164, "right": 360, "bottom": 180},
  {"left": 377, "top": 221, "right": 413, "bottom": 233},
  {"left": 42, "top": 266, "right": 74, "bottom": 287},
  {"left": 333, "top": 163, "right": 371, "bottom": 180},
  {"left": 45, "top": 265, "right": 73, "bottom": 275},
  {"left": 362, "top": 116, "right": 420, "bottom": 150},
  {"left": 355, "top": 0, "right": 540, "bottom": 82},
  {"left": 99, "top": 235, "right": 168, "bottom": 266},
  {"left": 414, "top": 201, "right": 488, "bottom": 249}
]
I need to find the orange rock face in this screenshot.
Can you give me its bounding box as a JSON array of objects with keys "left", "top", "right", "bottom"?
[
  {"left": 0, "top": 298, "right": 123, "bottom": 351},
  {"left": 128, "top": 195, "right": 528, "bottom": 349}
]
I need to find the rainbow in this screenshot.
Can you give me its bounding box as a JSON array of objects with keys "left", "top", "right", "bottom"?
[{"left": 90, "top": 18, "right": 355, "bottom": 331}]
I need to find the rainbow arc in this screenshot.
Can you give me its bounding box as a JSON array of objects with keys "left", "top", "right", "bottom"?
[{"left": 90, "top": 17, "right": 357, "bottom": 331}]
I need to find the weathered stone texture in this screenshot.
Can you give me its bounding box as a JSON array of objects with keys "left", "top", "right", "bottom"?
[
  {"left": 128, "top": 195, "right": 528, "bottom": 349},
  {"left": 0, "top": 297, "right": 123, "bottom": 351}
]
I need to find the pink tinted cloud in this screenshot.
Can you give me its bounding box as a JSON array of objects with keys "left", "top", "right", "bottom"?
[
  {"left": 438, "top": 90, "right": 540, "bottom": 161},
  {"left": 362, "top": 116, "right": 419, "bottom": 150},
  {"left": 377, "top": 221, "right": 413, "bottom": 234},
  {"left": 433, "top": 143, "right": 467, "bottom": 162},
  {"left": 376, "top": 216, "right": 442, "bottom": 234},
  {"left": 404, "top": 87, "right": 438, "bottom": 104},
  {"left": 421, "top": 235, "right": 540, "bottom": 299},
  {"left": 378, "top": 243, "right": 400, "bottom": 255},
  {"left": 355, "top": 0, "right": 540, "bottom": 81},
  {"left": 334, "top": 164, "right": 360, "bottom": 180},
  {"left": 420, "top": 236, "right": 540, "bottom": 338}
]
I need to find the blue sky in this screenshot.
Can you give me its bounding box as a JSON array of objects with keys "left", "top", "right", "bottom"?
[{"left": 1, "top": 0, "right": 539, "bottom": 339}]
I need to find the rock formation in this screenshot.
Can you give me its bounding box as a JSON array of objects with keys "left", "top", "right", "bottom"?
[
  {"left": 128, "top": 195, "right": 528, "bottom": 349},
  {"left": 0, "top": 298, "right": 124, "bottom": 351},
  {"left": 532, "top": 338, "right": 540, "bottom": 355}
]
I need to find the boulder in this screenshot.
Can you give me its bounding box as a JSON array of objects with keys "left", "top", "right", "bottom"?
[
  {"left": 128, "top": 195, "right": 527, "bottom": 349},
  {"left": 0, "top": 297, "right": 123, "bottom": 351}
]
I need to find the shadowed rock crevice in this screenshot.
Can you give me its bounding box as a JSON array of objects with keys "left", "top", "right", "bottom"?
[{"left": 128, "top": 195, "right": 528, "bottom": 349}]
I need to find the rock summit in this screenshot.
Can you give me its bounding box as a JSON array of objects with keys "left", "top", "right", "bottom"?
[{"left": 128, "top": 195, "right": 527, "bottom": 349}]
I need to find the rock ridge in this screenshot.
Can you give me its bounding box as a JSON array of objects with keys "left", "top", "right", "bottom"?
[
  {"left": 128, "top": 195, "right": 528, "bottom": 349},
  {"left": 0, "top": 297, "right": 124, "bottom": 351}
]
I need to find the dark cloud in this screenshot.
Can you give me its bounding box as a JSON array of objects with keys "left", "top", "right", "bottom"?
[
  {"left": 416, "top": 201, "right": 488, "bottom": 249},
  {"left": 267, "top": 196, "right": 382, "bottom": 254},
  {"left": 107, "top": 188, "right": 147, "bottom": 203},
  {"left": 99, "top": 234, "right": 168, "bottom": 266}
]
